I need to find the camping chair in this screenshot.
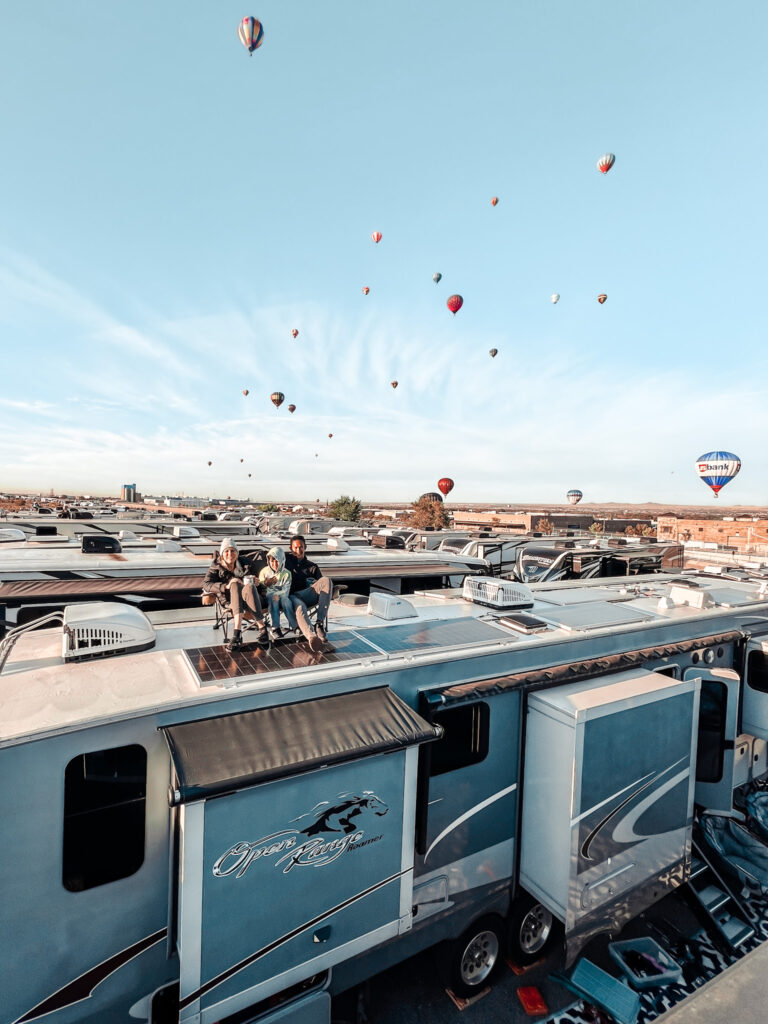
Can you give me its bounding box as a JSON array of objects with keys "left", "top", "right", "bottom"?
[{"left": 201, "top": 591, "right": 262, "bottom": 644}]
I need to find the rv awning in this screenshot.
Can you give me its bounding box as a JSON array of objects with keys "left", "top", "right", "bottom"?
[{"left": 161, "top": 686, "right": 441, "bottom": 805}]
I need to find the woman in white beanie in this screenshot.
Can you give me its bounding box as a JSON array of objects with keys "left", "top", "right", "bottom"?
[{"left": 202, "top": 537, "right": 267, "bottom": 649}]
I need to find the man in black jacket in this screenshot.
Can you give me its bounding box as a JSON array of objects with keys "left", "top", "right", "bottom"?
[
  {"left": 285, "top": 536, "right": 332, "bottom": 649},
  {"left": 202, "top": 538, "right": 267, "bottom": 649}
]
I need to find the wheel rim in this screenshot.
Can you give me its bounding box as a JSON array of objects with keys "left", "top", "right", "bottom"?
[
  {"left": 519, "top": 904, "right": 553, "bottom": 955},
  {"left": 460, "top": 929, "right": 499, "bottom": 987}
]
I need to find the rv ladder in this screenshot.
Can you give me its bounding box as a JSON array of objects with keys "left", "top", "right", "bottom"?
[{"left": 686, "top": 839, "right": 755, "bottom": 950}]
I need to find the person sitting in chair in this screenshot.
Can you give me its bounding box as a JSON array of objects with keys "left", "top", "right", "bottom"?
[
  {"left": 203, "top": 537, "right": 267, "bottom": 650},
  {"left": 285, "top": 535, "right": 332, "bottom": 650},
  {"left": 257, "top": 547, "right": 298, "bottom": 639}
]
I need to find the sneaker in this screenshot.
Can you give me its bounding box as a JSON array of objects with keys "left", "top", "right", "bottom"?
[
  {"left": 308, "top": 635, "right": 324, "bottom": 653},
  {"left": 227, "top": 629, "right": 243, "bottom": 651},
  {"left": 255, "top": 624, "right": 269, "bottom": 645},
  {"left": 273, "top": 626, "right": 284, "bottom": 639},
  {"left": 315, "top": 622, "right": 327, "bottom": 643}
]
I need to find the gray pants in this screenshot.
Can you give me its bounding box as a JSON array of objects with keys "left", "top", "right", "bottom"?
[
  {"left": 290, "top": 577, "right": 332, "bottom": 641},
  {"left": 229, "top": 581, "right": 263, "bottom": 623}
]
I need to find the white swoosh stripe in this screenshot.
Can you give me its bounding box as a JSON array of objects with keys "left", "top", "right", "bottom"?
[
  {"left": 611, "top": 765, "right": 690, "bottom": 845},
  {"left": 425, "top": 783, "right": 517, "bottom": 862}
]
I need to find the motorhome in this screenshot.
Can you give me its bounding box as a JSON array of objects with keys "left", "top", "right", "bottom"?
[
  {"left": 2, "top": 572, "right": 768, "bottom": 1023},
  {"left": 512, "top": 540, "right": 684, "bottom": 584}
]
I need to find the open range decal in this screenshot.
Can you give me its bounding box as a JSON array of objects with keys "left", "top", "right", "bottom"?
[{"left": 213, "top": 792, "right": 389, "bottom": 878}]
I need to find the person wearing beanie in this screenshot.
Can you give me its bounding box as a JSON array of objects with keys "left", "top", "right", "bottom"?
[
  {"left": 258, "top": 546, "right": 299, "bottom": 640},
  {"left": 202, "top": 537, "right": 267, "bottom": 649}
]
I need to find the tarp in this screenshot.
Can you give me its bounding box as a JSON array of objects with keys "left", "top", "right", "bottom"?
[{"left": 162, "top": 686, "right": 440, "bottom": 805}]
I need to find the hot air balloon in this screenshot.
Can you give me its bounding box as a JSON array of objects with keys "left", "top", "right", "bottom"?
[
  {"left": 288, "top": 404, "right": 296, "bottom": 413},
  {"left": 433, "top": 272, "right": 442, "bottom": 284},
  {"left": 437, "top": 477, "right": 454, "bottom": 497},
  {"left": 491, "top": 196, "right": 499, "bottom": 206},
  {"left": 597, "top": 153, "right": 615, "bottom": 174},
  {"left": 240, "top": 458, "right": 244, "bottom": 463},
  {"left": 695, "top": 451, "right": 741, "bottom": 498},
  {"left": 238, "top": 15, "right": 264, "bottom": 54},
  {"left": 566, "top": 489, "right": 583, "bottom": 505},
  {"left": 551, "top": 293, "right": 560, "bottom": 304},
  {"left": 489, "top": 348, "right": 498, "bottom": 358},
  {"left": 390, "top": 380, "right": 398, "bottom": 389},
  {"left": 248, "top": 473, "right": 252, "bottom": 478},
  {"left": 447, "top": 294, "right": 463, "bottom": 315},
  {"left": 597, "top": 294, "right": 607, "bottom": 304},
  {"left": 242, "top": 389, "right": 249, "bottom": 396},
  {"left": 291, "top": 329, "right": 299, "bottom": 339},
  {"left": 207, "top": 461, "right": 212, "bottom": 467},
  {"left": 270, "top": 392, "right": 285, "bottom": 409},
  {"left": 328, "top": 433, "right": 333, "bottom": 439},
  {"left": 371, "top": 231, "right": 382, "bottom": 243},
  {"left": 362, "top": 286, "right": 370, "bottom": 295},
  {"left": 420, "top": 491, "right": 444, "bottom": 503}
]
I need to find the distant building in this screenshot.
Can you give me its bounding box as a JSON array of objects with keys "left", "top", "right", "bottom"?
[
  {"left": 658, "top": 514, "right": 768, "bottom": 554},
  {"left": 121, "top": 483, "right": 138, "bottom": 503}
]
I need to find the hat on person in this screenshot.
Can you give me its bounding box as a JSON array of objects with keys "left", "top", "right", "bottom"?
[{"left": 219, "top": 537, "right": 238, "bottom": 556}]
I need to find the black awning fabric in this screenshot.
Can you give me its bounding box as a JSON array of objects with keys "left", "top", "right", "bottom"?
[{"left": 161, "top": 687, "right": 441, "bottom": 805}]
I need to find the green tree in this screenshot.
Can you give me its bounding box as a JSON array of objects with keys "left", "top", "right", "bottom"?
[
  {"left": 641, "top": 525, "right": 656, "bottom": 538},
  {"left": 589, "top": 521, "right": 604, "bottom": 534},
  {"left": 258, "top": 503, "right": 278, "bottom": 512},
  {"left": 535, "top": 517, "right": 554, "bottom": 535},
  {"left": 329, "top": 495, "right": 363, "bottom": 522},
  {"left": 408, "top": 496, "right": 450, "bottom": 530}
]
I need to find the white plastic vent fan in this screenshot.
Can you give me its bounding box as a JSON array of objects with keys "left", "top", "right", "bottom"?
[
  {"left": 367, "top": 593, "right": 417, "bottom": 620},
  {"left": 462, "top": 577, "right": 534, "bottom": 609},
  {"left": 62, "top": 603, "right": 156, "bottom": 661},
  {"left": 155, "top": 539, "right": 182, "bottom": 552}
]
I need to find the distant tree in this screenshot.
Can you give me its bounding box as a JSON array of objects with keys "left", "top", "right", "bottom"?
[
  {"left": 408, "top": 496, "right": 450, "bottom": 530},
  {"left": 258, "top": 503, "right": 278, "bottom": 513},
  {"left": 535, "top": 517, "right": 554, "bottom": 535},
  {"left": 625, "top": 525, "right": 639, "bottom": 537},
  {"left": 589, "top": 521, "right": 604, "bottom": 534},
  {"left": 329, "top": 495, "right": 363, "bottom": 522}
]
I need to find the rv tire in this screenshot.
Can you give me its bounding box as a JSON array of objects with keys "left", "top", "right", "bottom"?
[
  {"left": 446, "top": 914, "right": 504, "bottom": 999},
  {"left": 506, "top": 892, "right": 559, "bottom": 966}
]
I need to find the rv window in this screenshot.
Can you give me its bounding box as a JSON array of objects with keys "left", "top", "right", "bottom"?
[
  {"left": 430, "top": 703, "right": 490, "bottom": 776},
  {"left": 63, "top": 744, "right": 147, "bottom": 892},
  {"left": 696, "top": 681, "right": 727, "bottom": 784},
  {"left": 747, "top": 650, "right": 768, "bottom": 694}
]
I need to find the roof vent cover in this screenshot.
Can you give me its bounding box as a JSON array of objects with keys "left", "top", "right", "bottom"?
[
  {"left": 462, "top": 576, "right": 534, "bottom": 609},
  {"left": 62, "top": 602, "right": 156, "bottom": 661},
  {"left": 367, "top": 593, "right": 417, "bottom": 619}
]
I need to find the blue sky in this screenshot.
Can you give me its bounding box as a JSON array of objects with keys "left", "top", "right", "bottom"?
[{"left": 1, "top": 2, "right": 767, "bottom": 504}]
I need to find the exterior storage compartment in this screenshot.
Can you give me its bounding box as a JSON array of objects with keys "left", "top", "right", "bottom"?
[{"left": 520, "top": 668, "right": 699, "bottom": 940}]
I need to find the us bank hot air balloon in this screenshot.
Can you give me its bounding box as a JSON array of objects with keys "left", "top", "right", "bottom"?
[
  {"left": 371, "top": 231, "right": 382, "bottom": 243},
  {"left": 291, "top": 328, "right": 299, "bottom": 339},
  {"left": 438, "top": 477, "right": 454, "bottom": 497},
  {"left": 238, "top": 16, "right": 264, "bottom": 54},
  {"left": 432, "top": 272, "right": 442, "bottom": 284},
  {"left": 695, "top": 451, "right": 741, "bottom": 498},
  {"left": 489, "top": 348, "right": 498, "bottom": 358},
  {"left": 597, "top": 293, "right": 607, "bottom": 304},
  {"left": 447, "top": 294, "right": 463, "bottom": 315},
  {"left": 362, "top": 286, "right": 370, "bottom": 295},
  {"left": 270, "top": 392, "right": 284, "bottom": 409},
  {"left": 566, "top": 489, "right": 583, "bottom": 505},
  {"left": 597, "top": 153, "right": 615, "bottom": 174},
  {"left": 288, "top": 404, "right": 296, "bottom": 413}
]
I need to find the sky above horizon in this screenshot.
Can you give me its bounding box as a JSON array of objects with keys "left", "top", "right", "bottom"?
[{"left": 2, "top": 2, "right": 767, "bottom": 504}]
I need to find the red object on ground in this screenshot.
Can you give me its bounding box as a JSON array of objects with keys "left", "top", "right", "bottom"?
[{"left": 517, "top": 986, "right": 549, "bottom": 1016}]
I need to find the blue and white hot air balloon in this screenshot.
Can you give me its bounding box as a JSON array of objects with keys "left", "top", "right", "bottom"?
[
  {"left": 695, "top": 451, "right": 741, "bottom": 498},
  {"left": 566, "top": 489, "right": 583, "bottom": 505}
]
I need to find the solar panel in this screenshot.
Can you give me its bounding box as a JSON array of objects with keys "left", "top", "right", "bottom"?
[
  {"left": 185, "top": 630, "right": 379, "bottom": 686},
  {"left": 539, "top": 602, "right": 656, "bottom": 633},
  {"left": 359, "top": 616, "right": 507, "bottom": 654}
]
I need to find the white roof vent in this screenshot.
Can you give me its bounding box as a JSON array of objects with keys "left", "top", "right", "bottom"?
[
  {"left": 0, "top": 528, "right": 27, "bottom": 543},
  {"left": 118, "top": 530, "right": 138, "bottom": 541},
  {"left": 462, "top": 576, "right": 534, "bottom": 610},
  {"left": 155, "top": 539, "right": 182, "bottom": 552},
  {"left": 172, "top": 525, "right": 201, "bottom": 539},
  {"left": 367, "top": 593, "right": 417, "bottom": 620},
  {"left": 326, "top": 536, "right": 349, "bottom": 551},
  {"left": 62, "top": 603, "right": 156, "bottom": 661}
]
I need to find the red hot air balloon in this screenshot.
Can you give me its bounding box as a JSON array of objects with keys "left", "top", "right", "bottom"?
[
  {"left": 597, "top": 153, "right": 615, "bottom": 174},
  {"left": 446, "top": 294, "right": 463, "bottom": 315},
  {"left": 291, "top": 328, "right": 299, "bottom": 339},
  {"left": 328, "top": 433, "right": 333, "bottom": 439},
  {"left": 390, "top": 380, "right": 398, "bottom": 389},
  {"left": 288, "top": 404, "right": 296, "bottom": 413},
  {"left": 597, "top": 293, "right": 607, "bottom": 304},
  {"left": 371, "top": 231, "right": 382, "bottom": 243},
  {"left": 438, "top": 477, "right": 454, "bottom": 497},
  {"left": 491, "top": 196, "right": 499, "bottom": 206},
  {"left": 362, "top": 286, "right": 370, "bottom": 295}
]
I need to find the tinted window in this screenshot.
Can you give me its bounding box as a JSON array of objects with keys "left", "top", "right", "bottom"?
[
  {"left": 430, "top": 703, "right": 489, "bottom": 776},
  {"left": 748, "top": 650, "right": 768, "bottom": 694},
  {"left": 63, "top": 744, "right": 147, "bottom": 891},
  {"left": 696, "top": 681, "right": 727, "bottom": 784}
]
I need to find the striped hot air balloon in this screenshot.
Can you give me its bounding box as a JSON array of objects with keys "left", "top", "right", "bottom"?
[
  {"left": 695, "top": 451, "right": 741, "bottom": 498},
  {"left": 566, "top": 489, "right": 583, "bottom": 505},
  {"left": 270, "top": 391, "right": 285, "bottom": 409},
  {"left": 238, "top": 16, "right": 264, "bottom": 54},
  {"left": 597, "top": 153, "right": 615, "bottom": 174},
  {"left": 597, "top": 293, "right": 607, "bottom": 304},
  {"left": 371, "top": 231, "right": 382, "bottom": 243}
]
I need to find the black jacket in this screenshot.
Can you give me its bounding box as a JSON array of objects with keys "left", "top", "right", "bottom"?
[
  {"left": 202, "top": 554, "right": 247, "bottom": 597},
  {"left": 284, "top": 551, "right": 323, "bottom": 595}
]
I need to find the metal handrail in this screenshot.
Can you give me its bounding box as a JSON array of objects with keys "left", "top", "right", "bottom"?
[{"left": 0, "top": 610, "right": 64, "bottom": 676}]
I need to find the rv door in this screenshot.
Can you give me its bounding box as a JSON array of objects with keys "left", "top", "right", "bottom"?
[
  {"left": 743, "top": 637, "right": 768, "bottom": 741},
  {"left": 684, "top": 667, "right": 739, "bottom": 814}
]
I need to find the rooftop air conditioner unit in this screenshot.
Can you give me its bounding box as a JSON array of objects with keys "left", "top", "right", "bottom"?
[
  {"left": 462, "top": 576, "right": 535, "bottom": 610},
  {"left": 367, "top": 593, "right": 417, "bottom": 620},
  {"left": 63, "top": 603, "right": 156, "bottom": 661}
]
